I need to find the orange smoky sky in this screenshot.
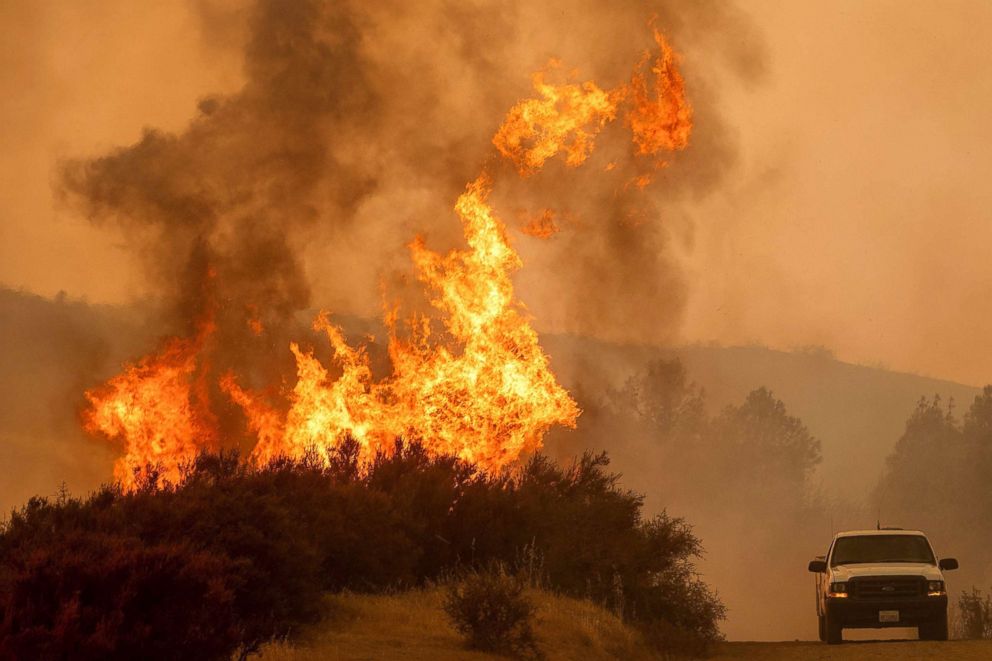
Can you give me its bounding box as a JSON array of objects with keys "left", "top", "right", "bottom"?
[
  {"left": 680, "top": 0, "right": 992, "bottom": 386},
  {"left": 2, "top": 0, "right": 992, "bottom": 386}
]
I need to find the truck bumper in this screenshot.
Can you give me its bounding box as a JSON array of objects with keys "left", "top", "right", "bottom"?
[{"left": 826, "top": 596, "right": 947, "bottom": 628}]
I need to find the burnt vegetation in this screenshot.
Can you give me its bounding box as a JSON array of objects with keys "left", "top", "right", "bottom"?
[{"left": 0, "top": 442, "right": 723, "bottom": 660}]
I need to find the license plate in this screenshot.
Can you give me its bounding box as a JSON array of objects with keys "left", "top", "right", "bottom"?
[{"left": 879, "top": 610, "right": 900, "bottom": 623}]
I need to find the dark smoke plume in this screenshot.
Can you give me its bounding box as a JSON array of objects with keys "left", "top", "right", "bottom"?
[
  {"left": 60, "top": 1, "right": 377, "bottom": 407},
  {"left": 59, "top": 0, "right": 765, "bottom": 364}
]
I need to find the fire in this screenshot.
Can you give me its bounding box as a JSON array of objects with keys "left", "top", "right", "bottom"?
[
  {"left": 221, "top": 315, "right": 386, "bottom": 465},
  {"left": 82, "top": 320, "right": 216, "bottom": 489},
  {"left": 493, "top": 69, "right": 620, "bottom": 176},
  {"left": 390, "top": 175, "right": 579, "bottom": 465},
  {"left": 223, "top": 176, "right": 579, "bottom": 469},
  {"left": 493, "top": 28, "right": 692, "bottom": 174},
  {"left": 246, "top": 304, "right": 265, "bottom": 336},
  {"left": 519, "top": 209, "right": 560, "bottom": 239},
  {"left": 626, "top": 28, "right": 693, "bottom": 158},
  {"left": 629, "top": 173, "right": 655, "bottom": 190},
  {"left": 82, "top": 25, "right": 692, "bottom": 485}
]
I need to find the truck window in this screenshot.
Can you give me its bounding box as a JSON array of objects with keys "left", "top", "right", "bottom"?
[{"left": 830, "top": 535, "right": 935, "bottom": 566}]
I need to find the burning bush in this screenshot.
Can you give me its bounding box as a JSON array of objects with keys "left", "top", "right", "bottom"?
[
  {"left": 0, "top": 444, "right": 723, "bottom": 658},
  {"left": 443, "top": 564, "right": 539, "bottom": 657}
]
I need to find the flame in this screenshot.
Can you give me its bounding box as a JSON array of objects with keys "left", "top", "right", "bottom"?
[
  {"left": 82, "top": 25, "right": 691, "bottom": 485},
  {"left": 629, "top": 173, "right": 655, "bottom": 190},
  {"left": 390, "top": 175, "right": 579, "bottom": 465},
  {"left": 626, "top": 29, "right": 693, "bottom": 158},
  {"left": 519, "top": 209, "right": 560, "bottom": 239},
  {"left": 493, "top": 28, "right": 692, "bottom": 175},
  {"left": 246, "top": 304, "right": 265, "bottom": 336},
  {"left": 493, "top": 70, "right": 620, "bottom": 176},
  {"left": 82, "top": 320, "right": 216, "bottom": 488},
  {"left": 221, "top": 315, "right": 388, "bottom": 465},
  {"left": 224, "top": 176, "right": 579, "bottom": 469}
]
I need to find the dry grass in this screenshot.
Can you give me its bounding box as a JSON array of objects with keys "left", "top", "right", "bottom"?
[
  {"left": 256, "top": 588, "right": 992, "bottom": 660},
  {"left": 257, "top": 587, "right": 662, "bottom": 661}
]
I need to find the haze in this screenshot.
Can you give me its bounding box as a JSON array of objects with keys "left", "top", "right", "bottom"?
[
  {"left": 3, "top": 0, "right": 990, "bottom": 386},
  {"left": 5, "top": 1, "right": 992, "bottom": 645}
]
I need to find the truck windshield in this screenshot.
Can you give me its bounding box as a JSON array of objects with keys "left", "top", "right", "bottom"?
[{"left": 831, "top": 535, "right": 935, "bottom": 566}]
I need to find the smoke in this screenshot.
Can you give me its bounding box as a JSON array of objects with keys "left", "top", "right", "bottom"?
[
  {"left": 59, "top": 2, "right": 379, "bottom": 406},
  {"left": 0, "top": 288, "right": 153, "bottom": 513},
  {"left": 9, "top": 0, "right": 992, "bottom": 642},
  {"left": 29, "top": 0, "right": 767, "bottom": 631},
  {"left": 58, "top": 0, "right": 765, "bottom": 356}
]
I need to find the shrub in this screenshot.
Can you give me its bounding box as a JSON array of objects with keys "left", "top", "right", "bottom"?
[
  {"left": 447, "top": 452, "right": 726, "bottom": 650},
  {"left": 0, "top": 531, "right": 239, "bottom": 660},
  {"left": 958, "top": 587, "right": 992, "bottom": 639},
  {"left": 444, "top": 565, "right": 539, "bottom": 657},
  {"left": 0, "top": 444, "right": 724, "bottom": 658}
]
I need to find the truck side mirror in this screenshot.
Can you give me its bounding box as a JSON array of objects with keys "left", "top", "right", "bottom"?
[
  {"left": 939, "top": 558, "right": 959, "bottom": 571},
  {"left": 808, "top": 559, "right": 827, "bottom": 573}
]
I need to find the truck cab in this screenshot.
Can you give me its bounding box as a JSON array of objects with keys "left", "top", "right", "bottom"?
[{"left": 807, "top": 529, "right": 958, "bottom": 644}]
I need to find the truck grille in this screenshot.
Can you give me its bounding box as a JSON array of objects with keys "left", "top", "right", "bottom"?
[{"left": 851, "top": 576, "right": 924, "bottom": 600}]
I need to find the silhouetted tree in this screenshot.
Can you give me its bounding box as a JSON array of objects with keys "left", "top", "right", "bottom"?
[
  {"left": 875, "top": 386, "right": 992, "bottom": 614},
  {"left": 710, "top": 387, "right": 821, "bottom": 504},
  {"left": 875, "top": 396, "right": 964, "bottom": 524}
]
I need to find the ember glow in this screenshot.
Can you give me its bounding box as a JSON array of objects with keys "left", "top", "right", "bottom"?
[
  {"left": 82, "top": 28, "right": 693, "bottom": 484},
  {"left": 520, "top": 209, "right": 560, "bottom": 239}
]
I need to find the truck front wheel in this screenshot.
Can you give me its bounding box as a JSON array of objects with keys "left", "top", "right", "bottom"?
[
  {"left": 824, "top": 613, "right": 843, "bottom": 644},
  {"left": 919, "top": 613, "right": 948, "bottom": 641}
]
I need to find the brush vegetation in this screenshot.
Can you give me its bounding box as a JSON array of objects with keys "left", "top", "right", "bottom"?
[
  {"left": 0, "top": 441, "right": 723, "bottom": 660},
  {"left": 443, "top": 565, "right": 539, "bottom": 657}
]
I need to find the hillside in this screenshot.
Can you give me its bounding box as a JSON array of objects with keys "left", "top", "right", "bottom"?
[
  {"left": 257, "top": 589, "right": 992, "bottom": 661},
  {"left": 258, "top": 588, "right": 660, "bottom": 661},
  {"left": 541, "top": 335, "right": 981, "bottom": 500}
]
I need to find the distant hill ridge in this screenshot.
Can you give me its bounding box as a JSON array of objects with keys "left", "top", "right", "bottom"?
[{"left": 541, "top": 334, "right": 981, "bottom": 498}]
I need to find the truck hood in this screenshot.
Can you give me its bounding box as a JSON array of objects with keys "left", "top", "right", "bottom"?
[{"left": 829, "top": 563, "right": 943, "bottom": 581}]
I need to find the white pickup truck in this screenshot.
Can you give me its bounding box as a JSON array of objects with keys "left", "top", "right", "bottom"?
[{"left": 807, "top": 529, "right": 958, "bottom": 644}]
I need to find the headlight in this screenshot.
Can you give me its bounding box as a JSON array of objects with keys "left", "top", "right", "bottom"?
[
  {"left": 928, "top": 580, "right": 945, "bottom": 596},
  {"left": 828, "top": 582, "right": 849, "bottom": 598}
]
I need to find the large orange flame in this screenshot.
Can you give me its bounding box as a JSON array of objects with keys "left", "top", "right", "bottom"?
[
  {"left": 223, "top": 176, "right": 579, "bottom": 469},
  {"left": 83, "top": 321, "right": 217, "bottom": 488},
  {"left": 221, "top": 316, "right": 386, "bottom": 465},
  {"left": 82, "top": 27, "right": 692, "bottom": 485}
]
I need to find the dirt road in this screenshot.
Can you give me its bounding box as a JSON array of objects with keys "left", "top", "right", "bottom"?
[{"left": 712, "top": 640, "right": 992, "bottom": 660}]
